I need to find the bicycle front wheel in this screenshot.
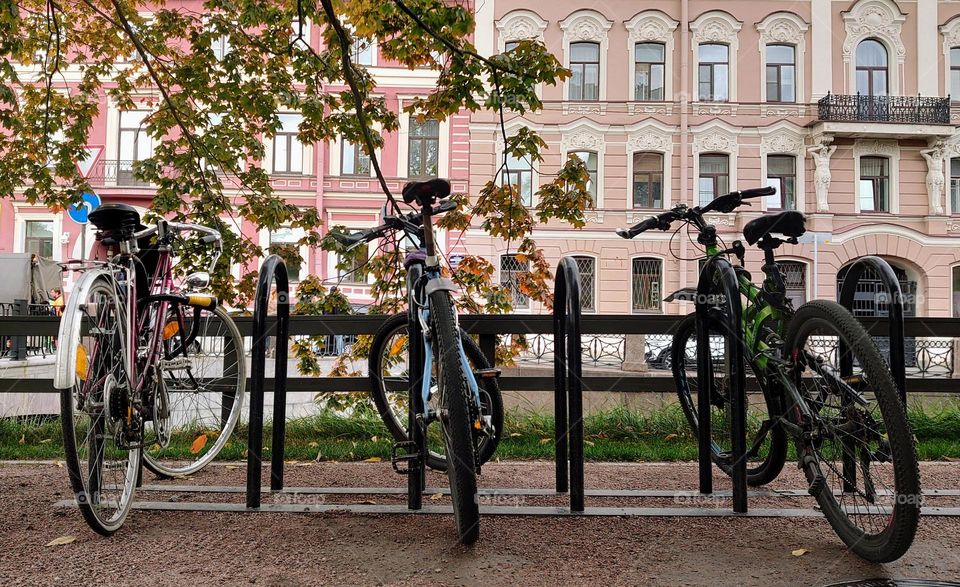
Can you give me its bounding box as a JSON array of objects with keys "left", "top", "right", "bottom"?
[
  {"left": 430, "top": 291, "right": 480, "bottom": 545},
  {"left": 368, "top": 313, "right": 503, "bottom": 471},
  {"left": 673, "top": 313, "right": 788, "bottom": 486},
  {"left": 784, "top": 300, "right": 919, "bottom": 563},
  {"left": 59, "top": 275, "right": 140, "bottom": 535},
  {"left": 142, "top": 304, "right": 246, "bottom": 477}
]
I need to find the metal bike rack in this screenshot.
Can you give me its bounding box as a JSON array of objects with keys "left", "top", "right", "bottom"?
[
  {"left": 246, "top": 254, "right": 290, "bottom": 508},
  {"left": 695, "top": 256, "right": 749, "bottom": 513},
  {"left": 553, "top": 256, "right": 585, "bottom": 512},
  {"left": 837, "top": 256, "right": 907, "bottom": 403}
]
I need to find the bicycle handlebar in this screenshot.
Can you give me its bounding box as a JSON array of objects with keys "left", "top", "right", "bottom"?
[
  {"left": 331, "top": 199, "right": 457, "bottom": 248},
  {"left": 134, "top": 220, "right": 223, "bottom": 275},
  {"left": 617, "top": 186, "right": 776, "bottom": 240}
]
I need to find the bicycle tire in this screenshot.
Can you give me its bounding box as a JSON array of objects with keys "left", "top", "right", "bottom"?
[
  {"left": 673, "top": 312, "right": 788, "bottom": 486},
  {"left": 142, "top": 304, "right": 246, "bottom": 477},
  {"left": 368, "top": 313, "right": 503, "bottom": 471},
  {"left": 430, "top": 290, "right": 480, "bottom": 545},
  {"left": 784, "top": 300, "right": 919, "bottom": 563},
  {"left": 59, "top": 275, "right": 140, "bottom": 535}
]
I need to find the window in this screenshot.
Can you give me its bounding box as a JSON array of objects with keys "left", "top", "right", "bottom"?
[
  {"left": 500, "top": 254, "right": 529, "bottom": 309},
  {"left": 766, "top": 155, "right": 796, "bottom": 210},
  {"left": 341, "top": 140, "right": 370, "bottom": 176},
  {"left": 634, "top": 43, "right": 664, "bottom": 101},
  {"left": 570, "top": 151, "right": 598, "bottom": 207},
  {"left": 837, "top": 262, "right": 916, "bottom": 317},
  {"left": 856, "top": 39, "right": 888, "bottom": 97},
  {"left": 269, "top": 227, "right": 302, "bottom": 282},
  {"left": 765, "top": 44, "right": 795, "bottom": 102},
  {"left": 631, "top": 258, "right": 662, "bottom": 312},
  {"left": 504, "top": 153, "right": 533, "bottom": 206},
  {"left": 24, "top": 221, "right": 54, "bottom": 258},
  {"left": 272, "top": 114, "right": 303, "bottom": 174},
  {"left": 698, "top": 44, "right": 729, "bottom": 102},
  {"left": 407, "top": 118, "right": 439, "bottom": 178},
  {"left": 212, "top": 34, "right": 231, "bottom": 61},
  {"left": 632, "top": 152, "right": 663, "bottom": 209},
  {"left": 351, "top": 36, "right": 374, "bottom": 65},
  {"left": 952, "top": 48, "right": 960, "bottom": 101},
  {"left": 504, "top": 40, "right": 519, "bottom": 52},
  {"left": 568, "top": 42, "right": 600, "bottom": 101},
  {"left": 778, "top": 261, "right": 807, "bottom": 307},
  {"left": 698, "top": 154, "right": 729, "bottom": 206},
  {"left": 951, "top": 158, "right": 960, "bottom": 213},
  {"left": 572, "top": 256, "right": 596, "bottom": 313},
  {"left": 859, "top": 156, "right": 889, "bottom": 212},
  {"left": 953, "top": 266, "right": 960, "bottom": 317},
  {"left": 117, "top": 110, "right": 152, "bottom": 186},
  {"left": 338, "top": 230, "right": 369, "bottom": 285}
]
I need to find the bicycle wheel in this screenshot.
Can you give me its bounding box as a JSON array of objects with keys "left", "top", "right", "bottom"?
[
  {"left": 59, "top": 275, "right": 140, "bottom": 535},
  {"left": 673, "top": 312, "right": 788, "bottom": 486},
  {"left": 429, "top": 291, "right": 480, "bottom": 544},
  {"left": 142, "top": 304, "right": 246, "bottom": 477},
  {"left": 784, "top": 300, "right": 919, "bottom": 563},
  {"left": 368, "top": 313, "right": 503, "bottom": 471}
]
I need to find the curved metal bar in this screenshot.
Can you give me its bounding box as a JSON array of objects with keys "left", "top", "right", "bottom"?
[
  {"left": 553, "top": 257, "right": 585, "bottom": 512},
  {"left": 246, "top": 255, "right": 290, "bottom": 509},
  {"left": 837, "top": 256, "right": 907, "bottom": 403},
  {"left": 696, "top": 256, "right": 748, "bottom": 513}
]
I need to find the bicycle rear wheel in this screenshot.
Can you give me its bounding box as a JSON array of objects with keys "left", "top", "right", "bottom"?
[
  {"left": 430, "top": 291, "right": 480, "bottom": 545},
  {"left": 59, "top": 276, "right": 140, "bottom": 535},
  {"left": 368, "top": 313, "right": 502, "bottom": 471},
  {"left": 673, "top": 313, "right": 788, "bottom": 486},
  {"left": 143, "top": 304, "right": 246, "bottom": 477},
  {"left": 784, "top": 300, "right": 919, "bottom": 563}
]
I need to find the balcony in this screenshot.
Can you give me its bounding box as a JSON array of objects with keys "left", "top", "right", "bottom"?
[
  {"left": 87, "top": 159, "right": 152, "bottom": 188},
  {"left": 811, "top": 93, "right": 955, "bottom": 139}
]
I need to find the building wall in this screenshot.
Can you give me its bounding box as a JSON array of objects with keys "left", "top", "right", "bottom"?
[{"left": 469, "top": 0, "right": 960, "bottom": 317}]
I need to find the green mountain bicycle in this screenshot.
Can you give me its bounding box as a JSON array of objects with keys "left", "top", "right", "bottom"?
[{"left": 618, "top": 188, "right": 920, "bottom": 563}]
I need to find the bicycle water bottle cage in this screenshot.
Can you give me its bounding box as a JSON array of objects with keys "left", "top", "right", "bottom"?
[
  {"left": 89, "top": 203, "right": 141, "bottom": 244},
  {"left": 743, "top": 211, "right": 806, "bottom": 246},
  {"left": 403, "top": 248, "right": 428, "bottom": 269},
  {"left": 402, "top": 178, "right": 451, "bottom": 207}
]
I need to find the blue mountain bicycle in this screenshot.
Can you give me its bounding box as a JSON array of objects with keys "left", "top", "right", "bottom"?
[{"left": 334, "top": 179, "right": 500, "bottom": 544}]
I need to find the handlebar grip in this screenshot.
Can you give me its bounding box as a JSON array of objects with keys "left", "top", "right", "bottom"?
[
  {"left": 200, "top": 234, "right": 219, "bottom": 244},
  {"left": 740, "top": 186, "right": 776, "bottom": 199},
  {"left": 616, "top": 216, "right": 659, "bottom": 240},
  {"left": 433, "top": 199, "right": 457, "bottom": 214}
]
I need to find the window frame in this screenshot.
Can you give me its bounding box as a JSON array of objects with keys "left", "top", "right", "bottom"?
[
  {"left": 499, "top": 254, "right": 530, "bottom": 310},
  {"left": 337, "top": 229, "right": 370, "bottom": 285},
  {"left": 858, "top": 155, "right": 891, "bottom": 213},
  {"left": 407, "top": 118, "right": 440, "bottom": 178},
  {"left": 631, "top": 152, "right": 664, "bottom": 209},
  {"left": 272, "top": 114, "right": 304, "bottom": 175},
  {"left": 697, "top": 153, "right": 730, "bottom": 206},
  {"left": 765, "top": 44, "right": 796, "bottom": 103},
  {"left": 571, "top": 255, "right": 597, "bottom": 313},
  {"left": 568, "top": 41, "right": 601, "bottom": 102},
  {"left": 503, "top": 153, "right": 534, "bottom": 207},
  {"left": 950, "top": 157, "right": 960, "bottom": 214},
  {"left": 634, "top": 42, "right": 665, "bottom": 102},
  {"left": 697, "top": 43, "right": 730, "bottom": 102},
  {"left": 631, "top": 257, "right": 663, "bottom": 313},
  {"left": 951, "top": 47, "right": 960, "bottom": 101},
  {"left": 855, "top": 38, "right": 889, "bottom": 98},
  {"left": 765, "top": 154, "right": 797, "bottom": 211},
  {"left": 340, "top": 139, "right": 370, "bottom": 177},
  {"left": 570, "top": 150, "right": 599, "bottom": 208}
]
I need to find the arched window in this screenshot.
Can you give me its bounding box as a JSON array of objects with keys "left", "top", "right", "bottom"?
[
  {"left": 856, "top": 39, "right": 888, "bottom": 97},
  {"left": 837, "top": 261, "right": 916, "bottom": 317},
  {"left": 631, "top": 258, "right": 663, "bottom": 312}
]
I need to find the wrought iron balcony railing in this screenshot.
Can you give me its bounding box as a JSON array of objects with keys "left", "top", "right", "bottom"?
[
  {"left": 817, "top": 92, "right": 951, "bottom": 124},
  {"left": 86, "top": 159, "right": 152, "bottom": 187}
]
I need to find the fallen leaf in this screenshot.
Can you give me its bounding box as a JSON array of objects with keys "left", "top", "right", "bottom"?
[
  {"left": 225, "top": 465, "right": 240, "bottom": 470},
  {"left": 190, "top": 434, "right": 208, "bottom": 454},
  {"left": 39, "top": 438, "right": 52, "bottom": 444},
  {"left": 45, "top": 535, "right": 76, "bottom": 547},
  {"left": 509, "top": 432, "right": 521, "bottom": 438},
  {"left": 284, "top": 460, "right": 300, "bottom": 465},
  {"left": 54, "top": 461, "right": 63, "bottom": 468},
  {"left": 359, "top": 500, "right": 376, "bottom": 505},
  {"left": 18, "top": 434, "right": 25, "bottom": 445},
  {"left": 665, "top": 434, "right": 678, "bottom": 441},
  {"left": 364, "top": 457, "right": 382, "bottom": 463},
  {"left": 371, "top": 436, "right": 378, "bottom": 443},
  {"left": 791, "top": 548, "right": 808, "bottom": 557},
  {"left": 539, "top": 438, "right": 551, "bottom": 445},
  {"left": 585, "top": 440, "right": 595, "bottom": 447},
  {"left": 430, "top": 492, "right": 443, "bottom": 501}
]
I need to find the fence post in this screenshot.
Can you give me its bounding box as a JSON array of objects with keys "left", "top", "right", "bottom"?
[{"left": 13, "top": 299, "right": 27, "bottom": 361}]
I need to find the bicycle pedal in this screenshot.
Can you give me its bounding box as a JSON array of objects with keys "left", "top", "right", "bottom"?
[
  {"left": 808, "top": 474, "right": 827, "bottom": 497},
  {"left": 473, "top": 368, "right": 501, "bottom": 379},
  {"left": 391, "top": 441, "right": 420, "bottom": 475}
]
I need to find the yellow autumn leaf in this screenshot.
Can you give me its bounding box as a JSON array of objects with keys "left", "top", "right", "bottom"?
[
  {"left": 190, "top": 434, "right": 208, "bottom": 454},
  {"left": 18, "top": 434, "right": 25, "bottom": 445},
  {"left": 509, "top": 432, "right": 521, "bottom": 437},
  {"left": 791, "top": 548, "right": 808, "bottom": 557},
  {"left": 364, "top": 456, "right": 382, "bottom": 463},
  {"left": 45, "top": 535, "right": 76, "bottom": 547},
  {"left": 539, "top": 438, "right": 551, "bottom": 445},
  {"left": 430, "top": 492, "right": 443, "bottom": 501},
  {"left": 664, "top": 433, "right": 678, "bottom": 441}
]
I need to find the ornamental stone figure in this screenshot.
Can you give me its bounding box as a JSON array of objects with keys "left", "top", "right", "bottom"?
[
  {"left": 920, "top": 142, "right": 947, "bottom": 216},
  {"left": 807, "top": 142, "right": 837, "bottom": 212}
]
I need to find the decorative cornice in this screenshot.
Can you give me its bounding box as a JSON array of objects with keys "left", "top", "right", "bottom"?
[
  {"left": 496, "top": 10, "right": 548, "bottom": 43},
  {"left": 561, "top": 127, "right": 605, "bottom": 153},
  {"left": 627, "top": 128, "right": 672, "bottom": 153},
  {"left": 841, "top": 0, "right": 906, "bottom": 62},
  {"left": 690, "top": 10, "right": 742, "bottom": 46},
  {"left": 853, "top": 139, "right": 899, "bottom": 158},
  {"left": 761, "top": 131, "right": 805, "bottom": 155},
  {"left": 560, "top": 10, "right": 613, "bottom": 44},
  {"left": 625, "top": 10, "right": 679, "bottom": 44},
  {"left": 756, "top": 12, "right": 808, "bottom": 47},
  {"left": 692, "top": 129, "right": 737, "bottom": 154}
]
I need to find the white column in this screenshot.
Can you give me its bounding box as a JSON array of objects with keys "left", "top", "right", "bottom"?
[
  {"left": 810, "top": 0, "right": 832, "bottom": 99},
  {"left": 917, "top": 0, "right": 939, "bottom": 96},
  {"left": 474, "top": 0, "right": 495, "bottom": 58}
]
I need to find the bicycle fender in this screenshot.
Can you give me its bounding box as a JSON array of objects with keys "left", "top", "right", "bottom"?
[
  {"left": 424, "top": 277, "right": 456, "bottom": 297},
  {"left": 54, "top": 268, "right": 128, "bottom": 390},
  {"left": 664, "top": 287, "right": 697, "bottom": 303}
]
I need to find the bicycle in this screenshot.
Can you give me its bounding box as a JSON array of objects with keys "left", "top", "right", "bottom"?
[
  {"left": 54, "top": 204, "right": 246, "bottom": 534},
  {"left": 333, "top": 178, "right": 502, "bottom": 544},
  {"left": 618, "top": 188, "right": 920, "bottom": 562}
]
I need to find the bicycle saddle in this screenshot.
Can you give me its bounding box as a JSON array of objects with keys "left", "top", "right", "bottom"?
[
  {"left": 743, "top": 210, "right": 806, "bottom": 245},
  {"left": 88, "top": 203, "right": 141, "bottom": 236},
  {"left": 402, "top": 178, "right": 451, "bottom": 206}
]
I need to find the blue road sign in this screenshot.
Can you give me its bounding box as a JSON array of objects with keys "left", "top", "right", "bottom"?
[{"left": 67, "top": 192, "right": 101, "bottom": 224}]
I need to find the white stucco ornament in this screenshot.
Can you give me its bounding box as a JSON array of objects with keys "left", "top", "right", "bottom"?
[
  {"left": 808, "top": 141, "right": 837, "bottom": 213},
  {"left": 920, "top": 142, "right": 947, "bottom": 216}
]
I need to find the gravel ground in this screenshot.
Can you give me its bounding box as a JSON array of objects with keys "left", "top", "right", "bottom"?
[{"left": 3, "top": 460, "right": 960, "bottom": 586}]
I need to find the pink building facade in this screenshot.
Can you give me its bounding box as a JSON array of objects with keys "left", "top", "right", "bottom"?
[
  {"left": 2, "top": 14, "right": 471, "bottom": 307},
  {"left": 469, "top": 0, "right": 960, "bottom": 317}
]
